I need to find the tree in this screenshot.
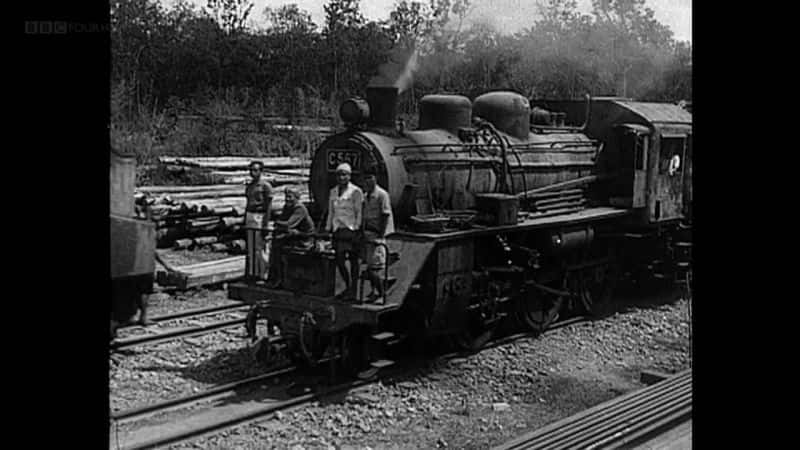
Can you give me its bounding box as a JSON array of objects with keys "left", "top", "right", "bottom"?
[
  {"left": 206, "top": 0, "right": 254, "bottom": 35},
  {"left": 265, "top": 3, "right": 317, "bottom": 34},
  {"left": 589, "top": 0, "right": 675, "bottom": 97},
  {"left": 322, "top": 0, "right": 364, "bottom": 95}
]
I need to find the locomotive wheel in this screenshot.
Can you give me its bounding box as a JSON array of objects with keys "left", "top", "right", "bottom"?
[
  {"left": 515, "top": 288, "right": 564, "bottom": 334},
  {"left": 576, "top": 263, "right": 618, "bottom": 317},
  {"left": 452, "top": 295, "right": 502, "bottom": 352},
  {"left": 452, "top": 321, "right": 496, "bottom": 353}
]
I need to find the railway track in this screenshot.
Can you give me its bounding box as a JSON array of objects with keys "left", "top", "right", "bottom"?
[
  {"left": 117, "top": 302, "right": 247, "bottom": 330},
  {"left": 494, "top": 369, "right": 692, "bottom": 450},
  {"left": 110, "top": 314, "right": 593, "bottom": 450},
  {"left": 110, "top": 304, "right": 250, "bottom": 352}
]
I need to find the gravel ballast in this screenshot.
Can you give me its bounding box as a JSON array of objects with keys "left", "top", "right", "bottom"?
[{"left": 110, "top": 284, "right": 691, "bottom": 449}]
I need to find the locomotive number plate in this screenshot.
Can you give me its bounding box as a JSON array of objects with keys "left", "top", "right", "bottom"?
[{"left": 327, "top": 149, "right": 361, "bottom": 171}]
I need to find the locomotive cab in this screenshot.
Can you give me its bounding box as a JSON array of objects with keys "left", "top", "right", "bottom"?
[{"left": 547, "top": 98, "right": 692, "bottom": 225}]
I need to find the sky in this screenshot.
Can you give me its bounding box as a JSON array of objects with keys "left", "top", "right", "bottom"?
[{"left": 166, "top": 0, "right": 692, "bottom": 42}]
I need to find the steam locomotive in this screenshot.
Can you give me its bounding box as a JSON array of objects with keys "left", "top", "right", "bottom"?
[
  {"left": 110, "top": 146, "right": 157, "bottom": 339},
  {"left": 229, "top": 87, "right": 692, "bottom": 374}
]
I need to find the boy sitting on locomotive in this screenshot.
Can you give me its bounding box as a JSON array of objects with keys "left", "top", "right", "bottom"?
[{"left": 265, "top": 187, "right": 315, "bottom": 289}]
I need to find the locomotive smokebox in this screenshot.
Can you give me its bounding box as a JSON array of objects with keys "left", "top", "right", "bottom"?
[{"left": 366, "top": 86, "right": 399, "bottom": 127}]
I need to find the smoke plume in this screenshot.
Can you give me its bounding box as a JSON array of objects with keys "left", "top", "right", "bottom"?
[{"left": 369, "top": 45, "right": 419, "bottom": 94}]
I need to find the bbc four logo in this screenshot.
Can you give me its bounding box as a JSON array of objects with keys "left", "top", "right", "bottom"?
[{"left": 25, "top": 21, "right": 108, "bottom": 34}]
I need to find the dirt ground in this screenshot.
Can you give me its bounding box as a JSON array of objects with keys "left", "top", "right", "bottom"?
[{"left": 110, "top": 283, "right": 691, "bottom": 450}]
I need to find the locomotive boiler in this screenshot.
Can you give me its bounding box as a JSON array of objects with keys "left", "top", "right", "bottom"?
[{"left": 229, "top": 87, "right": 692, "bottom": 375}]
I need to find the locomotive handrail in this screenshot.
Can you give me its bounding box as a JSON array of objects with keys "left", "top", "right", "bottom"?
[
  {"left": 391, "top": 143, "right": 505, "bottom": 155},
  {"left": 391, "top": 140, "right": 599, "bottom": 156},
  {"left": 509, "top": 140, "right": 600, "bottom": 150}
]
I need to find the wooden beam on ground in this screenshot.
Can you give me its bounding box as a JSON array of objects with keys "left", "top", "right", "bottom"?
[{"left": 155, "top": 256, "right": 246, "bottom": 290}]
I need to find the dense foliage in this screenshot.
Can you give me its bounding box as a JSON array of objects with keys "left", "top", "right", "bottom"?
[{"left": 110, "top": 0, "right": 691, "bottom": 159}]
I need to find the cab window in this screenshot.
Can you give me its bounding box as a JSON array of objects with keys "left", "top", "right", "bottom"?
[{"left": 660, "top": 136, "right": 686, "bottom": 175}]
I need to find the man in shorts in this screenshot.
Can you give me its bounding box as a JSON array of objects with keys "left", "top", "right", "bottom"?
[
  {"left": 361, "top": 168, "right": 395, "bottom": 303},
  {"left": 325, "top": 163, "right": 363, "bottom": 300}
]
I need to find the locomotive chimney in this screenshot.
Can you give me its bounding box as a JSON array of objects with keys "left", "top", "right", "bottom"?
[{"left": 366, "top": 86, "right": 398, "bottom": 128}]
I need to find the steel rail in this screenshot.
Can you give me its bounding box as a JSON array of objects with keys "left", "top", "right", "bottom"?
[
  {"left": 111, "top": 312, "right": 599, "bottom": 449},
  {"left": 111, "top": 365, "right": 298, "bottom": 423},
  {"left": 509, "top": 375, "right": 690, "bottom": 449},
  {"left": 547, "top": 385, "right": 691, "bottom": 449},
  {"left": 504, "top": 381, "right": 690, "bottom": 449},
  {"left": 117, "top": 303, "right": 247, "bottom": 330},
  {"left": 496, "top": 370, "right": 691, "bottom": 450},
  {"left": 110, "top": 317, "right": 247, "bottom": 351},
  {"left": 115, "top": 363, "right": 388, "bottom": 450},
  {"left": 592, "top": 404, "right": 691, "bottom": 449},
  {"left": 531, "top": 375, "right": 691, "bottom": 449}
]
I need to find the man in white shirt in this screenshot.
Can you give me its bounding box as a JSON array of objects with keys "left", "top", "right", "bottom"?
[{"left": 325, "top": 163, "right": 363, "bottom": 300}]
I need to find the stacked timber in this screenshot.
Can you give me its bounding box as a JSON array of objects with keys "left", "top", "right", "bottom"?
[
  {"left": 138, "top": 156, "right": 311, "bottom": 248},
  {"left": 137, "top": 185, "right": 309, "bottom": 249},
  {"left": 156, "top": 256, "right": 246, "bottom": 290},
  {"left": 158, "top": 156, "right": 310, "bottom": 171}
]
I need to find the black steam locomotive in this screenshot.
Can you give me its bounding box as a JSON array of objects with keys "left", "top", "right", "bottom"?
[{"left": 229, "top": 87, "right": 692, "bottom": 374}]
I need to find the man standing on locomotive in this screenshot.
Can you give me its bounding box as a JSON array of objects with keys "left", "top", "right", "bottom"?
[
  {"left": 244, "top": 161, "right": 273, "bottom": 283},
  {"left": 265, "top": 187, "right": 314, "bottom": 288},
  {"left": 361, "top": 168, "right": 394, "bottom": 304},
  {"left": 325, "top": 163, "right": 363, "bottom": 300}
]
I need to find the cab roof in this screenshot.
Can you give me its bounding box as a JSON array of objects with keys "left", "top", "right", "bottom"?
[{"left": 612, "top": 101, "right": 692, "bottom": 125}]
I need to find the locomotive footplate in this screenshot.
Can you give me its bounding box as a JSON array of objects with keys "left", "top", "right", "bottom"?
[{"left": 229, "top": 282, "right": 401, "bottom": 333}]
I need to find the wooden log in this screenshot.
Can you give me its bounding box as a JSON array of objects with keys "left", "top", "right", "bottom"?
[
  {"left": 136, "top": 184, "right": 247, "bottom": 194},
  {"left": 158, "top": 156, "right": 310, "bottom": 171},
  {"left": 193, "top": 236, "right": 219, "bottom": 246},
  {"left": 211, "top": 243, "right": 229, "bottom": 252},
  {"left": 173, "top": 239, "right": 193, "bottom": 250},
  {"left": 163, "top": 189, "right": 247, "bottom": 200},
  {"left": 222, "top": 217, "right": 244, "bottom": 228},
  {"left": 215, "top": 173, "right": 309, "bottom": 186},
  {"left": 188, "top": 217, "right": 223, "bottom": 227}
]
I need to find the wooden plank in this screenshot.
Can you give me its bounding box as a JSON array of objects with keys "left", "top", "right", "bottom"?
[
  {"left": 179, "top": 266, "right": 245, "bottom": 290},
  {"left": 157, "top": 256, "right": 246, "bottom": 290},
  {"left": 171, "top": 256, "right": 245, "bottom": 271}
]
